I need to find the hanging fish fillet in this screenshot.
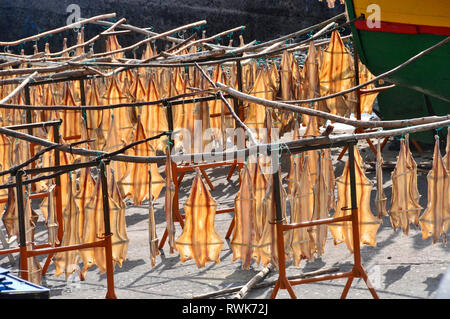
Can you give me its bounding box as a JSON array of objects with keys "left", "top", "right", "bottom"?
[
  {"left": 257, "top": 172, "right": 290, "bottom": 267},
  {"left": 278, "top": 50, "right": 294, "bottom": 132},
  {"left": 60, "top": 82, "right": 82, "bottom": 140},
  {"left": 230, "top": 165, "right": 257, "bottom": 269},
  {"left": 319, "top": 30, "right": 356, "bottom": 117},
  {"left": 419, "top": 136, "right": 449, "bottom": 244},
  {"left": 175, "top": 169, "right": 224, "bottom": 268},
  {"left": 107, "top": 168, "right": 129, "bottom": 268},
  {"left": 286, "top": 122, "right": 298, "bottom": 194},
  {"left": 389, "top": 137, "right": 423, "bottom": 235},
  {"left": 1, "top": 187, "right": 19, "bottom": 243},
  {"left": 103, "top": 114, "right": 131, "bottom": 199},
  {"left": 300, "top": 115, "right": 321, "bottom": 186},
  {"left": 148, "top": 170, "right": 160, "bottom": 268},
  {"left": 53, "top": 175, "right": 81, "bottom": 280},
  {"left": 85, "top": 79, "right": 106, "bottom": 150},
  {"left": 301, "top": 41, "right": 328, "bottom": 126},
  {"left": 247, "top": 158, "right": 269, "bottom": 253},
  {"left": 321, "top": 148, "right": 336, "bottom": 212},
  {"left": 0, "top": 134, "right": 13, "bottom": 206},
  {"left": 311, "top": 155, "right": 331, "bottom": 258},
  {"left": 244, "top": 70, "right": 266, "bottom": 139},
  {"left": 82, "top": 170, "right": 129, "bottom": 275},
  {"left": 358, "top": 60, "right": 379, "bottom": 114},
  {"left": 141, "top": 74, "right": 168, "bottom": 152},
  {"left": 125, "top": 119, "right": 164, "bottom": 204},
  {"left": 164, "top": 149, "right": 176, "bottom": 254},
  {"left": 39, "top": 183, "right": 59, "bottom": 247},
  {"left": 444, "top": 128, "right": 450, "bottom": 171},
  {"left": 290, "top": 158, "right": 315, "bottom": 265},
  {"left": 375, "top": 140, "right": 388, "bottom": 219},
  {"left": 328, "top": 146, "right": 380, "bottom": 253}
]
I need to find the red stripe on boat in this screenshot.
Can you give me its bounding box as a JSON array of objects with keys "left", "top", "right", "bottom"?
[{"left": 354, "top": 20, "right": 450, "bottom": 36}]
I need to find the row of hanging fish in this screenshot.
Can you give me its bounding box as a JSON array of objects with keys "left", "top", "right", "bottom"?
[
  {"left": 155, "top": 116, "right": 449, "bottom": 270},
  {"left": 0, "top": 30, "right": 377, "bottom": 151}
]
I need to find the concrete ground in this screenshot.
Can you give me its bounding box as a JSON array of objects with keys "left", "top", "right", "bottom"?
[{"left": 1, "top": 124, "right": 449, "bottom": 299}]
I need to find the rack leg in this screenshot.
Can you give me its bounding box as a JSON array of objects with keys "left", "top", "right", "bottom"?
[
  {"left": 41, "top": 252, "right": 54, "bottom": 275},
  {"left": 226, "top": 163, "right": 237, "bottom": 180},
  {"left": 225, "top": 216, "right": 235, "bottom": 239},
  {"left": 340, "top": 276, "right": 354, "bottom": 299},
  {"left": 99, "top": 163, "right": 117, "bottom": 299},
  {"left": 200, "top": 167, "right": 214, "bottom": 191}
]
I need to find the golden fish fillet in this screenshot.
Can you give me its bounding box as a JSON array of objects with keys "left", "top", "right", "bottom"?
[
  {"left": 85, "top": 79, "right": 106, "bottom": 150},
  {"left": 244, "top": 71, "right": 267, "bottom": 139},
  {"left": 82, "top": 171, "right": 129, "bottom": 275},
  {"left": 419, "top": 137, "right": 449, "bottom": 244},
  {"left": 290, "top": 158, "right": 315, "bottom": 265},
  {"left": 141, "top": 74, "right": 168, "bottom": 152},
  {"left": 257, "top": 172, "right": 290, "bottom": 268},
  {"left": 328, "top": 146, "right": 380, "bottom": 253},
  {"left": 209, "top": 65, "right": 226, "bottom": 137},
  {"left": 389, "top": 138, "right": 423, "bottom": 235},
  {"left": 39, "top": 183, "right": 59, "bottom": 247},
  {"left": 60, "top": 82, "right": 82, "bottom": 139},
  {"left": 321, "top": 148, "right": 336, "bottom": 212},
  {"left": 107, "top": 168, "right": 129, "bottom": 268},
  {"left": 148, "top": 170, "right": 160, "bottom": 268},
  {"left": 230, "top": 165, "right": 257, "bottom": 269},
  {"left": 301, "top": 41, "right": 328, "bottom": 126},
  {"left": 175, "top": 169, "right": 224, "bottom": 268},
  {"left": 311, "top": 155, "right": 331, "bottom": 258},
  {"left": 444, "top": 128, "right": 450, "bottom": 171},
  {"left": 1, "top": 188, "right": 19, "bottom": 243},
  {"left": 286, "top": 120, "right": 302, "bottom": 194},
  {"left": 126, "top": 119, "right": 164, "bottom": 204},
  {"left": 247, "top": 158, "right": 269, "bottom": 250},
  {"left": 375, "top": 140, "right": 388, "bottom": 219},
  {"left": 164, "top": 149, "right": 176, "bottom": 254},
  {"left": 53, "top": 177, "right": 81, "bottom": 280},
  {"left": 103, "top": 114, "right": 131, "bottom": 199},
  {"left": 279, "top": 50, "right": 294, "bottom": 131},
  {"left": 319, "top": 30, "right": 356, "bottom": 117},
  {"left": 358, "top": 60, "right": 378, "bottom": 114}
]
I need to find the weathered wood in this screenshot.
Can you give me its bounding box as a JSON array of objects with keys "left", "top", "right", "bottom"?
[
  {"left": 233, "top": 264, "right": 274, "bottom": 299},
  {"left": 92, "top": 20, "right": 207, "bottom": 58},
  {"left": 217, "top": 83, "right": 450, "bottom": 128},
  {"left": 0, "top": 71, "right": 37, "bottom": 104},
  {"left": 190, "top": 266, "right": 340, "bottom": 299},
  {"left": 0, "top": 13, "right": 117, "bottom": 47}
]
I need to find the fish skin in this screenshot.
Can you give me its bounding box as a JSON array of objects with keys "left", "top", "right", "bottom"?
[{"left": 175, "top": 169, "right": 224, "bottom": 268}]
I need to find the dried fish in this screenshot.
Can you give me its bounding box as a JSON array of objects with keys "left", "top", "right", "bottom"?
[
  {"left": 175, "top": 169, "right": 224, "bottom": 268},
  {"left": 419, "top": 136, "right": 449, "bottom": 244},
  {"left": 257, "top": 172, "right": 290, "bottom": 267},
  {"left": 389, "top": 137, "right": 423, "bottom": 235},
  {"left": 375, "top": 139, "right": 388, "bottom": 219},
  {"left": 53, "top": 175, "right": 81, "bottom": 280},
  {"left": 230, "top": 165, "right": 257, "bottom": 269},
  {"left": 148, "top": 170, "right": 160, "bottom": 268},
  {"left": 328, "top": 146, "right": 380, "bottom": 252},
  {"left": 290, "top": 158, "right": 315, "bottom": 265}
]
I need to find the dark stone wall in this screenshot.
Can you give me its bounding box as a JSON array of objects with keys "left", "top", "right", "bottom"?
[{"left": 0, "top": 0, "right": 345, "bottom": 55}]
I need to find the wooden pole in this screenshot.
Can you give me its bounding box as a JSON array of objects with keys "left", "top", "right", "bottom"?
[
  {"left": 99, "top": 161, "right": 117, "bottom": 299},
  {"left": 15, "top": 171, "right": 28, "bottom": 281}
]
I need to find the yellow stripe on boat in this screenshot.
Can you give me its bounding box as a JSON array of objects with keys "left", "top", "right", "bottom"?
[{"left": 353, "top": 0, "right": 450, "bottom": 28}]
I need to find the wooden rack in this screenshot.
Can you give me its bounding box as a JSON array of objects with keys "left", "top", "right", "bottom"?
[{"left": 269, "top": 141, "right": 378, "bottom": 299}]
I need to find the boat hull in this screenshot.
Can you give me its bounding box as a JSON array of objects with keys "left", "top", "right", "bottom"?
[
  {"left": 344, "top": 0, "right": 450, "bottom": 143},
  {"left": 345, "top": 0, "right": 450, "bottom": 103}
]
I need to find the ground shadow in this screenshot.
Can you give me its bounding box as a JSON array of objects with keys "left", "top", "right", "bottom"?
[{"left": 383, "top": 265, "right": 411, "bottom": 289}]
